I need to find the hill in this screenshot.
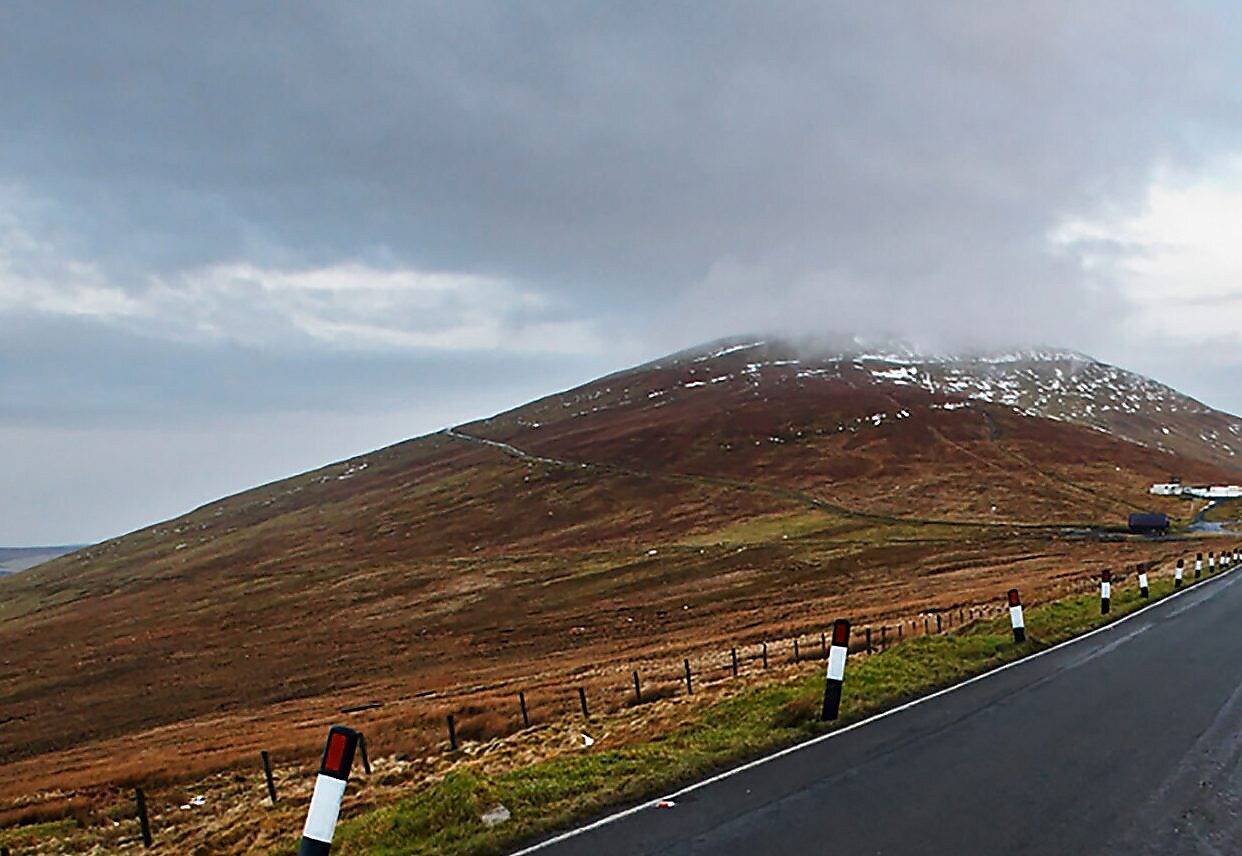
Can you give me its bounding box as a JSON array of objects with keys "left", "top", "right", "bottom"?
[{"left": 1, "top": 337, "right": 1238, "bottom": 817}]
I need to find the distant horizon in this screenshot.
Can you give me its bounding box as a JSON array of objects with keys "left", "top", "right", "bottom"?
[{"left": 0, "top": 544, "right": 90, "bottom": 551}]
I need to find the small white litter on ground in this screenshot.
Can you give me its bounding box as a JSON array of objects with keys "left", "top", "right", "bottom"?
[{"left": 481, "top": 804, "right": 511, "bottom": 828}]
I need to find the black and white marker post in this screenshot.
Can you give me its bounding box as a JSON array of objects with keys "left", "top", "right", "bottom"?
[
  {"left": 1175, "top": 558, "right": 1184, "bottom": 588},
  {"left": 821, "top": 619, "right": 850, "bottom": 722},
  {"left": 1210, "top": 551, "right": 1217, "bottom": 574},
  {"left": 298, "top": 725, "right": 360, "bottom": 856},
  {"left": 1007, "top": 588, "right": 1025, "bottom": 643},
  {"left": 1196, "top": 553, "right": 1203, "bottom": 581},
  {"left": 1100, "top": 569, "right": 1112, "bottom": 615},
  {"left": 1138, "top": 564, "right": 1149, "bottom": 598}
]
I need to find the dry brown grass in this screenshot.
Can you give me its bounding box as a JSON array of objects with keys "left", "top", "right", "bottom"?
[{"left": 454, "top": 710, "right": 518, "bottom": 743}]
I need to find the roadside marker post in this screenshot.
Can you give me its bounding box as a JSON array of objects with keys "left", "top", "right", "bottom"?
[
  {"left": 1101, "top": 569, "right": 1112, "bottom": 615},
  {"left": 1138, "top": 565, "right": 1149, "bottom": 598},
  {"left": 1175, "top": 558, "right": 1184, "bottom": 588},
  {"left": 821, "top": 619, "right": 851, "bottom": 721},
  {"left": 298, "top": 725, "right": 359, "bottom": 856},
  {"left": 1007, "top": 589, "right": 1025, "bottom": 643},
  {"left": 1196, "top": 553, "right": 1203, "bottom": 581}
]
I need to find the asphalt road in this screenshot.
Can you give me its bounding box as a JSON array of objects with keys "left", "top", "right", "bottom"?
[{"left": 514, "top": 566, "right": 1242, "bottom": 855}]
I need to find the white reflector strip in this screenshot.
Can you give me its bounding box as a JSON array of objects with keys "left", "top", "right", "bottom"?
[
  {"left": 303, "top": 774, "right": 347, "bottom": 843},
  {"left": 1009, "top": 605, "right": 1024, "bottom": 629},
  {"left": 826, "top": 646, "right": 847, "bottom": 681},
  {"left": 1139, "top": 573, "right": 1148, "bottom": 588},
  {"left": 1101, "top": 582, "right": 1111, "bottom": 599}
]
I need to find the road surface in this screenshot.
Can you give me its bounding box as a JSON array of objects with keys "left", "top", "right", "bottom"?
[{"left": 514, "top": 566, "right": 1242, "bottom": 855}]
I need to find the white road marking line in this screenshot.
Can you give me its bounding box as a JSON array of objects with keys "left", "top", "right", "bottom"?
[{"left": 508, "top": 562, "right": 1239, "bottom": 854}]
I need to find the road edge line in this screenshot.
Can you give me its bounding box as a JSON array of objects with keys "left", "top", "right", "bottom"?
[{"left": 508, "top": 561, "right": 1239, "bottom": 854}]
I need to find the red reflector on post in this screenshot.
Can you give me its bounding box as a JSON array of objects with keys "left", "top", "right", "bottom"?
[
  {"left": 831, "top": 619, "right": 850, "bottom": 647},
  {"left": 1101, "top": 569, "right": 1111, "bottom": 583},
  {"left": 316, "top": 725, "right": 359, "bottom": 780},
  {"left": 1007, "top": 588, "right": 1020, "bottom": 607},
  {"left": 324, "top": 733, "right": 347, "bottom": 774}
]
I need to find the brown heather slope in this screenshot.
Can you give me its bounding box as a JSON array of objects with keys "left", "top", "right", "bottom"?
[
  {"left": 464, "top": 340, "right": 1239, "bottom": 522},
  {"left": 1, "top": 339, "right": 1239, "bottom": 818}
]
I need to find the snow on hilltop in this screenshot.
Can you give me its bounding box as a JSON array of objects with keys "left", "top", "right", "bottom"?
[
  {"left": 463, "top": 336, "right": 1242, "bottom": 472},
  {"left": 599, "top": 336, "right": 1242, "bottom": 470}
]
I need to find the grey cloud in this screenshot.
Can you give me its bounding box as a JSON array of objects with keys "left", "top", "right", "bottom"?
[
  {"left": 4, "top": 2, "right": 1242, "bottom": 542},
  {"left": 4, "top": 3, "right": 1240, "bottom": 316}
]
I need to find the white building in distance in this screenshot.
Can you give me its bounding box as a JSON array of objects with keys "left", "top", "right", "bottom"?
[{"left": 1150, "top": 483, "right": 1242, "bottom": 499}]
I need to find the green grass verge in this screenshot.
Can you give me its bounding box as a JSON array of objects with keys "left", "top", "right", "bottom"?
[
  {"left": 0, "top": 818, "right": 78, "bottom": 850},
  {"left": 316, "top": 570, "right": 1207, "bottom": 856},
  {"left": 1203, "top": 499, "right": 1241, "bottom": 524}
]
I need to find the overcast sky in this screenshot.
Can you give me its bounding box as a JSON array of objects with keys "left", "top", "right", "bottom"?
[{"left": 4, "top": 2, "right": 1242, "bottom": 545}]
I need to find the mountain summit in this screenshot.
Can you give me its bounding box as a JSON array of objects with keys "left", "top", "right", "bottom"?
[{"left": 463, "top": 336, "right": 1241, "bottom": 493}]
